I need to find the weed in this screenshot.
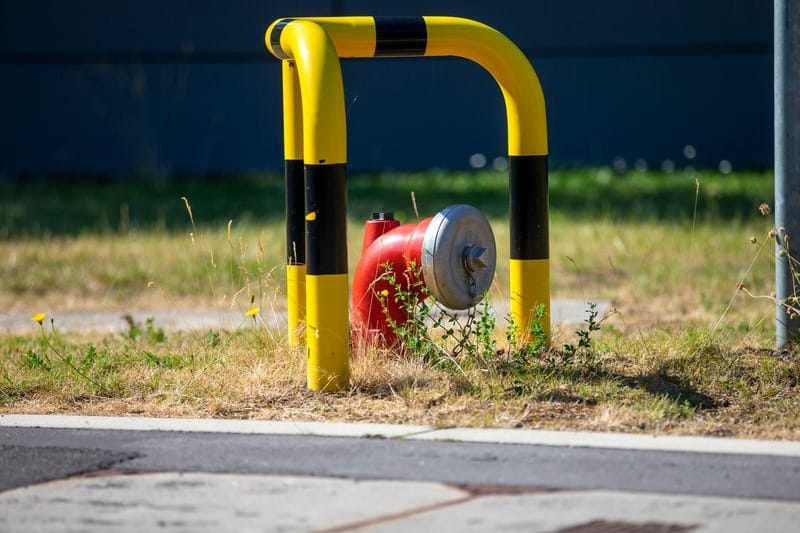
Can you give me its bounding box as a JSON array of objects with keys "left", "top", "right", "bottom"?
[
  {"left": 562, "top": 303, "right": 600, "bottom": 360},
  {"left": 378, "top": 262, "right": 500, "bottom": 373},
  {"left": 643, "top": 395, "right": 697, "bottom": 421},
  {"left": 23, "top": 349, "right": 48, "bottom": 371},
  {"left": 502, "top": 304, "right": 548, "bottom": 377},
  {"left": 122, "top": 315, "right": 142, "bottom": 340},
  {"left": 205, "top": 330, "right": 222, "bottom": 347},
  {"left": 144, "top": 351, "right": 183, "bottom": 369},
  {"left": 380, "top": 260, "right": 613, "bottom": 399},
  {"left": 378, "top": 263, "right": 459, "bottom": 370},
  {"left": 122, "top": 315, "right": 166, "bottom": 344},
  {"left": 145, "top": 318, "right": 166, "bottom": 343},
  {"left": 78, "top": 345, "right": 97, "bottom": 373},
  {"left": 28, "top": 314, "right": 108, "bottom": 393},
  {"left": 470, "top": 299, "right": 498, "bottom": 369}
]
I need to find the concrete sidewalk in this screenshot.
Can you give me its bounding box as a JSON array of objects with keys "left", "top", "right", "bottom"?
[{"left": 2, "top": 472, "right": 798, "bottom": 533}]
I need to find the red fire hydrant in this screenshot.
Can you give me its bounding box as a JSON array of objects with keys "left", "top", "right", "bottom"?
[{"left": 351, "top": 204, "right": 496, "bottom": 346}]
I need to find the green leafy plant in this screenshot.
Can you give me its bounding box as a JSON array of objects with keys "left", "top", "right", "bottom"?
[
  {"left": 561, "top": 302, "right": 602, "bottom": 364},
  {"left": 23, "top": 349, "right": 48, "bottom": 371},
  {"left": 378, "top": 262, "right": 460, "bottom": 370},
  {"left": 29, "top": 313, "right": 108, "bottom": 393},
  {"left": 78, "top": 345, "right": 98, "bottom": 373},
  {"left": 379, "top": 263, "right": 539, "bottom": 377},
  {"left": 205, "top": 330, "right": 222, "bottom": 347},
  {"left": 501, "top": 305, "right": 550, "bottom": 395},
  {"left": 122, "top": 315, "right": 166, "bottom": 344},
  {"left": 145, "top": 317, "right": 167, "bottom": 343},
  {"left": 144, "top": 351, "right": 183, "bottom": 369},
  {"left": 503, "top": 304, "right": 548, "bottom": 373}
]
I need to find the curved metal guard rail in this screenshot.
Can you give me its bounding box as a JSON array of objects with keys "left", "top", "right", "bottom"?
[{"left": 266, "top": 16, "right": 550, "bottom": 391}]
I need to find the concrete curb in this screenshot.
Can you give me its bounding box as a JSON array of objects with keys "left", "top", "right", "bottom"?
[{"left": 2, "top": 414, "right": 799, "bottom": 458}]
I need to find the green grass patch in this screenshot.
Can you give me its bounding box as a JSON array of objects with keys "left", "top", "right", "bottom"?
[{"left": 1, "top": 168, "right": 771, "bottom": 238}]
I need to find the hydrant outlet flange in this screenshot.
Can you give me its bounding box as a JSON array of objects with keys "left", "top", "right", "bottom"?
[{"left": 422, "top": 204, "right": 496, "bottom": 310}]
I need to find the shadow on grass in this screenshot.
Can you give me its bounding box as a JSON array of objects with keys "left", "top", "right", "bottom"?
[
  {"left": 630, "top": 373, "right": 716, "bottom": 409},
  {"left": 1, "top": 169, "right": 772, "bottom": 238},
  {"left": 525, "top": 364, "right": 717, "bottom": 410}
]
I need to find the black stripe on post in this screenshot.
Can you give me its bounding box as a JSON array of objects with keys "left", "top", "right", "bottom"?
[
  {"left": 269, "top": 18, "right": 295, "bottom": 60},
  {"left": 509, "top": 155, "right": 549, "bottom": 260},
  {"left": 305, "top": 163, "right": 348, "bottom": 275},
  {"left": 373, "top": 17, "right": 427, "bottom": 56},
  {"left": 285, "top": 159, "right": 305, "bottom": 265}
]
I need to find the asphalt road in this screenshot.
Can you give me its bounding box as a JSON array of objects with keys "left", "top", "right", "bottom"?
[{"left": 2, "top": 426, "right": 799, "bottom": 501}]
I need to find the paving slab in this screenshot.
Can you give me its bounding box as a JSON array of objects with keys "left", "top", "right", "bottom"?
[
  {"left": 0, "top": 299, "right": 610, "bottom": 334},
  {"left": 0, "top": 473, "right": 468, "bottom": 533},
  {"left": 370, "top": 490, "right": 800, "bottom": 533},
  {"left": 1, "top": 472, "right": 798, "bottom": 533}
]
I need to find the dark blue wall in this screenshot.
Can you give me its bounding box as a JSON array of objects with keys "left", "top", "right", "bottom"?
[{"left": 0, "top": 1, "right": 772, "bottom": 175}]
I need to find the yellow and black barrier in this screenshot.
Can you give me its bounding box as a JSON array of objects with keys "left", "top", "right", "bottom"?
[
  {"left": 281, "top": 60, "right": 305, "bottom": 347},
  {"left": 266, "top": 16, "right": 549, "bottom": 391}
]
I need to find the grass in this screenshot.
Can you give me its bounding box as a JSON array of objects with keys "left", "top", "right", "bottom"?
[{"left": 1, "top": 168, "right": 797, "bottom": 439}]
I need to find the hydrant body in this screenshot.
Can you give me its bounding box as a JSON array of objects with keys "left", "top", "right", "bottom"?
[
  {"left": 351, "top": 213, "right": 432, "bottom": 346},
  {"left": 351, "top": 205, "right": 497, "bottom": 346}
]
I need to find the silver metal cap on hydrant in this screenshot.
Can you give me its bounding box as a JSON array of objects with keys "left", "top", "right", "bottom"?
[{"left": 421, "top": 204, "right": 496, "bottom": 309}]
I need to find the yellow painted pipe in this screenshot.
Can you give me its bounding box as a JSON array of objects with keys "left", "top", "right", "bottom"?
[
  {"left": 306, "top": 273, "right": 350, "bottom": 391},
  {"left": 281, "top": 60, "right": 303, "bottom": 161},
  {"left": 267, "top": 16, "right": 547, "bottom": 156},
  {"left": 269, "top": 20, "right": 347, "bottom": 165},
  {"left": 286, "top": 263, "right": 306, "bottom": 345},
  {"left": 282, "top": 61, "right": 306, "bottom": 346},
  {"left": 268, "top": 20, "right": 350, "bottom": 391},
  {"left": 510, "top": 259, "right": 550, "bottom": 340},
  {"left": 423, "top": 16, "right": 547, "bottom": 157}
]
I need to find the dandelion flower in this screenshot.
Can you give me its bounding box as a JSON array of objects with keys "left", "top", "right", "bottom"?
[
  {"left": 31, "top": 312, "right": 46, "bottom": 325},
  {"left": 380, "top": 289, "right": 389, "bottom": 297},
  {"left": 246, "top": 307, "right": 260, "bottom": 318}
]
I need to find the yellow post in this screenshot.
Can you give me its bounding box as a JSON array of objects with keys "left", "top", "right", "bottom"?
[
  {"left": 282, "top": 60, "right": 306, "bottom": 346},
  {"left": 267, "top": 16, "right": 550, "bottom": 341},
  {"left": 267, "top": 20, "right": 350, "bottom": 391}
]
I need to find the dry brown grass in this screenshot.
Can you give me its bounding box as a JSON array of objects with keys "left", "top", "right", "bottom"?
[
  {"left": 1, "top": 312, "right": 797, "bottom": 440},
  {"left": 2, "top": 171, "right": 796, "bottom": 439}
]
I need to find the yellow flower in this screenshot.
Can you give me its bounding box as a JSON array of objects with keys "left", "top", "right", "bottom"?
[
  {"left": 245, "top": 307, "right": 260, "bottom": 318},
  {"left": 31, "top": 312, "right": 46, "bottom": 325},
  {"left": 380, "top": 289, "right": 389, "bottom": 297}
]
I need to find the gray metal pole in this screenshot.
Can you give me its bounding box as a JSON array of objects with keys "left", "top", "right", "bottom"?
[{"left": 776, "top": 0, "right": 800, "bottom": 348}]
